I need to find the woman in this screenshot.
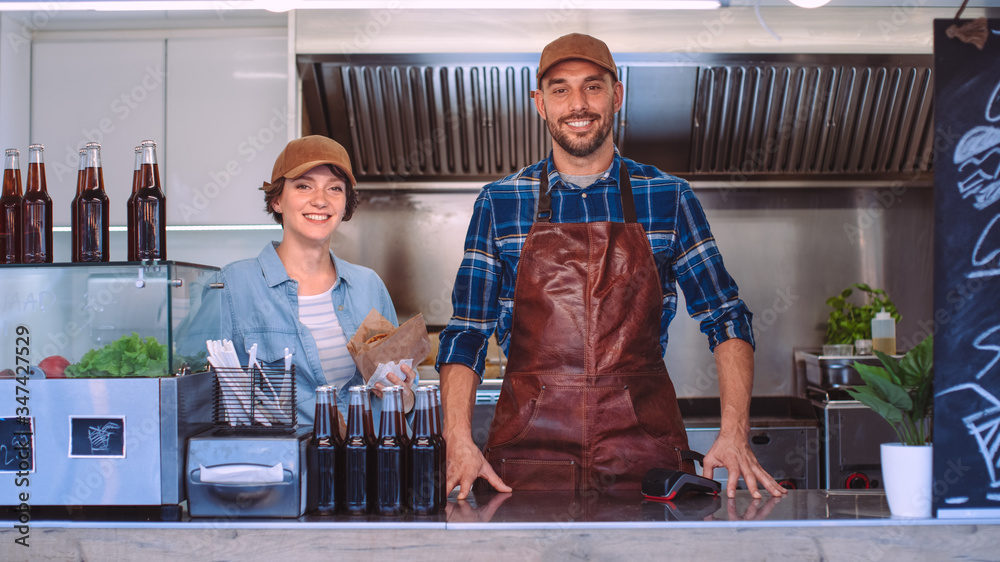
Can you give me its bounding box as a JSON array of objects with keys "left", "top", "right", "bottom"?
[{"left": 219, "top": 135, "right": 413, "bottom": 427}]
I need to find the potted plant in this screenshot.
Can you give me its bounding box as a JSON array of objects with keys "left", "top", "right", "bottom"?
[
  {"left": 824, "top": 283, "right": 901, "bottom": 355},
  {"left": 846, "top": 334, "right": 933, "bottom": 517}
]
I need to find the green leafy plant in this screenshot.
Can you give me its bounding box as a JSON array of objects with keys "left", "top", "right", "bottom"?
[
  {"left": 824, "top": 283, "right": 901, "bottom": 345},
  {"left": 845, "top": 334, "right": 933, "bottom": 446},
  {"left": 64, "top": 332, "right": 170, "bottom": 378}
]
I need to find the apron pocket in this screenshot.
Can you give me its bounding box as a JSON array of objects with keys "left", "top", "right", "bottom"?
[
  {"left": 486, "top": 382, "right": 584, "bottom": 451},
  {"left": 499, "top": 459, "right": 578, "bottom": 491},
  {"left": 485, "top": 391, "right": 540, "bottom": 450},
  {"left": 589, "top": 384, "right": 690, "bottom": 488}
]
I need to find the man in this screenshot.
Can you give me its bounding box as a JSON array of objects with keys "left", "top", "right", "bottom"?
[{"left": 436, "top": 33, "right": 785, "bottom": 499}]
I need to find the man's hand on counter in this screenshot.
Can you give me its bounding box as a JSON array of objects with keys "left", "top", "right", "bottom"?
[
  {"left": 701, "top": 430, "right": 787, "bottom": 499},
  {"left": 446, "top": 434, "right": 511, "bottom": 499},
  {"left": 708, "top": 338, "right": 788, "bottom": 499},
  {"left": 440, "top": 363, "right": 513, "bottom": 499}
]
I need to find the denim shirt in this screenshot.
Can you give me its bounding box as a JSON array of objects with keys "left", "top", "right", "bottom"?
[{"left": 219, "top": 241, "right": 398, "bottom": 427}]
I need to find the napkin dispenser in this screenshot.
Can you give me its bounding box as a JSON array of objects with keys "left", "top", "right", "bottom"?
[{"left": 186, "top": 427, "right": 310, "bottom": 518}]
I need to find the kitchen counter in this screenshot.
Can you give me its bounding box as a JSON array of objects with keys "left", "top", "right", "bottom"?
[{"left": 4, "top": 490, "right": 999, "bottom": 561}]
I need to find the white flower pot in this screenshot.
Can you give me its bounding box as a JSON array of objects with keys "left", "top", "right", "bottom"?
[{"left": 880, "top": 442, "right": 933, "bottom": 518}]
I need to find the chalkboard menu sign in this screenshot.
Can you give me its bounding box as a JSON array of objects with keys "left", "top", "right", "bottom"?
[
  {"left": 0, "top": 417, "right": 34, "bottom": 473},
  {"left": 933, "top": 18, "right": 1000, "bottom": 518},
  {"left": 69, "top": 416, "right": 126, "bottom": 458}
]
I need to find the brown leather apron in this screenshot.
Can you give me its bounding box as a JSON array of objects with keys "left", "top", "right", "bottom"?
[{"left": 483, "top": 163, "right": 694, "bottom": 491}]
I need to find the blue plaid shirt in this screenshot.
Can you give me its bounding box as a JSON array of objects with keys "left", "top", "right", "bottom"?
[{"left": 436, "top": 150, "right": 754, "bottom": 377}]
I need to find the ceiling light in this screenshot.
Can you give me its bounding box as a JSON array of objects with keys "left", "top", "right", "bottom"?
[{"left": 787, "top": 0, "right": 831, "bottom": 7}]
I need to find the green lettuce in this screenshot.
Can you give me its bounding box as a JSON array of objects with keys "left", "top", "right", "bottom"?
[{"left": 64, "top": 333, "right": 170, "bottom": 378}]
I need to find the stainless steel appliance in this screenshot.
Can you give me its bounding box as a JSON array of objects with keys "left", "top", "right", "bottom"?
[
  {"left": 798, "top": 351, "right": 900, "bottom": 489},
  {"left": 0, "top": 373, "right": 213, "bottom": 516},
  {"left": 681, "top": 397, "right": 820, "bottom": 490}
]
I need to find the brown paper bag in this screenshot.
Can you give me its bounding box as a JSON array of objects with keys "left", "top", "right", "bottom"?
[{"left": 346, "top": 309, "right": 431, "bottom": 383}]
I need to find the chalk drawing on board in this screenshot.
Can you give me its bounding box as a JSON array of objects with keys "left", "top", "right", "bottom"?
[
  {"left": 965, "top": 215, "right": 1000, "bottom": 279},
  {"left": 945, "top": 496, "right": 970, "bottom": 504},
  {"left": 968, "top": 213, "right": 1000, "bottom": 278},
  {"left": 954, "top": 125, "right": 1000, "bottom": 210},
  {"left": 988, "top": 79, "right": 1000, "bottom": 122},
  {"left": 87, "top": 422, "right": 121, "bottom": 453},
  {"left": 973, "top": 324, "right": 1000, "bottom": 380},
  {"left": 963, "top": 211, "right": 1000, "bottom": 278},
  {"left": 937, "top": 383, "right": 1000, "bottom": 495}
]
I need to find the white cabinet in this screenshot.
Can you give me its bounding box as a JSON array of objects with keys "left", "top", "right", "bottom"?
[
  {"left": 30, "top": 40, "right": 166, "bottom": 227},
  {"left": 30, "top": 34, "right": 289, "bottom": 228},
  {"left": 165, "top": 36, "right": 289, "bottom": 226}
]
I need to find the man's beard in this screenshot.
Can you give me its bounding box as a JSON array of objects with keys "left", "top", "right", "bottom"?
[{"left": 547, "top": 112, "right": 614, "bottom": 158}]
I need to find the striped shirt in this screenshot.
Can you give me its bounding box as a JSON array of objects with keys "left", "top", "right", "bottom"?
[
  {"left": 436, "top": 150, "right": 754, "bottom": 378},
  {"left": 298, "top": 288, "right": 357, "bottom": 389}
]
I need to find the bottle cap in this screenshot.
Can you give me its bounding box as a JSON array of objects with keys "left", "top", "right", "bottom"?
[{"left": 876, "top": 307, "right": 892, "bottom": 320}]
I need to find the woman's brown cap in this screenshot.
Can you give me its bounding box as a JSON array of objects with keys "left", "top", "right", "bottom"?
[
  {"left": 536, "top": 33, "right": 618, "bottom": 86},
  {"left": 268, "top": 135, "right": 356, "bottom": 186}
]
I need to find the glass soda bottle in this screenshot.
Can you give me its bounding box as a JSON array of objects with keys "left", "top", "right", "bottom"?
[
  {"left": 126, "top": 146, "right": 140, "bottom": 262},
  {"left": 377, "top": 386, "right": 409, "bottom": 516},
  {"left": 73, "top": 142, "right": 109, "bottom": 262},
  {"left": 21, "top": 144, "right": 53, "bottom": 264},
  {"left": 128, "top": 140, "right": 167, "bottom": 261},
  {"left": 307, "top": 386, "right": 344, "bottom": 514},
  {"left": 409, "top": 387, "right": 441, "bottom": 514},
  {"left": 0, "top": 148, "right": 23, "bottom": 264},
  {"left": 70, "top": 148, "right": 84, "bottom": 262},
  {"left": 425, "top": 384, "right": 448, "bottom": 506},
  {"left": 344, "top": 385, "right": 376, "bottom": 515}
]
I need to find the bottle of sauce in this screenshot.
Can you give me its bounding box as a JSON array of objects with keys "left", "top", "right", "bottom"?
[
  {"left": 409, "top": 387, "right": 441, "bottom": 514},
  {"left": 70, "top": 148, "right": 85, "bottom": 263},
  {"left": 126, "top": 146, "right": 140, "bottom": 262},
  {"left": 344, "top": 385, "right": 376, "bottom": 515},
  {"left": 21, "top": 144, "right": 53, "bottom": 264},
  {"left": 73, "top": 142, "right": 109, "bottom": 262},
  {"left": 872, "top": 307, "right": 897, "bottom": 356},
  {"left": 128, "top": 140, "right": 167, "bottom": 261},
  {"left": 0, "top": 148, "right": 23, "bottom": 264},
  {"left": 307, "top": 386, "right": 344, "bottom": 514},
  {"left": 376, "top": 386, "right": 409, "bottom": 516}
]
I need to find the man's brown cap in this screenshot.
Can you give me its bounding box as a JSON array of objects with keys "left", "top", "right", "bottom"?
[
  {"left": 268, "top": 135, "right": 356, "bottom": 186},
  {"left": 536, "top": 33, "right": 618, "bottom": 86}
]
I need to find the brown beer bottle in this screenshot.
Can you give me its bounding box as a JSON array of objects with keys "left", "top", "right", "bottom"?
[
  {"left": 425, "top": 384, "right": 447, "bottom": 506},
  {"left": 70, "top": 148, "right": 85, "bottom": 262},
  {"left": 376, "top": 386, "right": 409, "bottom": 516},
  {"left": 307, "top": 386, "right": 345, "bottom": 514},
  {"left": 409, "top": 387, "right": 441, "bottom": 514},
  {"left": 21, "top": 144, "right": 53, "bottom": 263},
  {"left": 128, "top": 140, "right": 167, "bottom": 261},
  {"left": 126, "top": 146, "right": 140, "bottom": 262},
  {"left": 0, "top": 149, "right": 23, "bottom": 264},
  {"left": 344, "top": 385, "right": 376, "bottom": 515},
  {"left": 73, "top": 142, "right": 110, "bottom": 262}
]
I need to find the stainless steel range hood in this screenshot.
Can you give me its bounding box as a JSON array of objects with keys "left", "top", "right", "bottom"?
[{"left": 299, "top": 53, "right": 933, "bottom": 186}]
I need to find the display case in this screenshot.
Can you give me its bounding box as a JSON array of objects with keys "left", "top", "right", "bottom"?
[
  {"left": 0, "top": 262, "right": 222, "bottom": 514},
  {"left": 1, "top": 261, "right": 220, "bottom": 377}
]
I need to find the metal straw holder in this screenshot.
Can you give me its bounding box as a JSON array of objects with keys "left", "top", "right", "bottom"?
[{"left": 211, "top": 365, "right": 297, "bottom": 431}]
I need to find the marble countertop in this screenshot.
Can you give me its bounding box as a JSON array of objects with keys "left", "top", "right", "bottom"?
[
  {"left": 8, "top": 490, "right": 1000, "bottom": 562},
  {"left": 23, "top": 489, "right": 1000, "bottom": 529}
]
